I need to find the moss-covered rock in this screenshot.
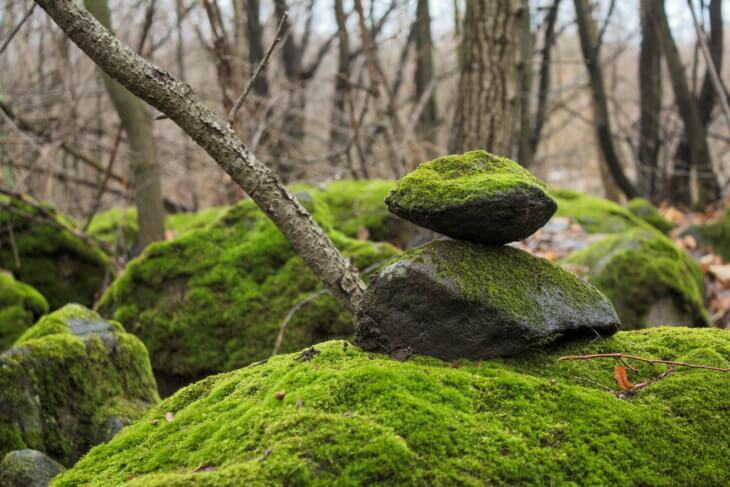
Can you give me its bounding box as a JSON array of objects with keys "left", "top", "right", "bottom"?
[
  {"left": 551, "top": 189, "right": 654, "bottom": 234},
  {"left": 54, "top": 329, "right": 730, "bottom": 486},
  {"left": 0, "top": 304, "right": 159, "bottom": 466},
  {"left": 386, "top": 150, "right": 557, "bottom": 244},
  {"left": 627, "top": 198, "right": 675, "bottom": 234},
  {"left": 0, "top": 272, "right": 48, "bottom": 350},
  {"left": 0, "top": 449, "right": 64, "bottom": 487},
  {"left": 0, "top": 196, "right": 110, "bottom": 309},
  {"left": 357, "top": 240, "right": 619, "bottom": 359},
  {"left": 563, "top": 229, "right": 708, "bottom": 328},
  {"left": 700, "top": 209, "right": 730, "bottom": 261},
  {"left": 97, "top": 197, "right": 400, "bottom": 389}
]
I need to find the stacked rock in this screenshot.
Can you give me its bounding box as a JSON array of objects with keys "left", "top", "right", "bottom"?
[{"left": 355, "top": 150, "right": 620, "bottom": 360}]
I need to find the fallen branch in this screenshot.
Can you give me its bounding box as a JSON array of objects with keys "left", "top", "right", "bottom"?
[{"left": 559, "top": 353, "right": 730, "bottom": 372}]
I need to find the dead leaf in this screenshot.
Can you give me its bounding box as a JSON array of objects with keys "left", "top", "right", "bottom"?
[
  {"left": 296, "top": 397, "right": 303, "bottom": 409},
  {"left": 165, "top": 412, "right": 175, "bottom": 422},
  {"left": 165, "top": 230, "right": 176, "bottom": 241},
  {"left": 357, "top": 225, "right": 369, "bottom": 241},
  {"left": 274, "top": 391, "right": 286, "bottom": 400},
  {"left": 709, "top": 264, "right": 730, "bottom": 286},
  {"left": 613, "top": 365, "right": 634, "bottom": 391},
  {"left": 662, "top": 207, "right": 685, "bottom": 225},
  {"left": 681, "top": 235, "right": 698, "bottom": 250}
]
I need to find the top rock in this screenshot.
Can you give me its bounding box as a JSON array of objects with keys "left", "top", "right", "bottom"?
[{"left": 385, "top": 150, "right": 557, "bottom": 244}]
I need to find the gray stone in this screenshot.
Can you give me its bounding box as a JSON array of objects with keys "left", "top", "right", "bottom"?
[
  {"left": 385, "top": 151, "right": 557, "bottom": 244},
  {"left": 355, "top": 241, "right": 619, "bottom": 360},
  {"left": 0, "top": 450, "right": 64, "bottom": 487}
]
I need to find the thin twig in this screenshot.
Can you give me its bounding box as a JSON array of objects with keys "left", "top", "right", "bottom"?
[
  {"left": 273, "top": 288, "right": 328, "bottom": 355},
  {"left": 227, "top": 13, "right": 289, "bottom": 126},
  {"left": 0, "top": 3, "right": 36, "bottom": 56},
  {"left": 559, "top": 353, "right": 730, "bottom": 372},
  {"left": 5, "top": 222, "right": 20, "bottom": 269}
]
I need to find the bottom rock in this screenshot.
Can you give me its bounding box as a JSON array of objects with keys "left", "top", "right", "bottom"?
[
  {"left": 356, "top": 240, "right": 619, "bottom": 359},
  {"left": 0, "top": 450, "right": 63, "bottom": 487}
]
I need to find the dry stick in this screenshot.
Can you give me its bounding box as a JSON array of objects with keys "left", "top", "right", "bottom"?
[
  {"left": 0, "top": 3, "right": 37, "bottom": 56},
  {"left": 272, "top": 289, "right": 328, "bottom": 355},
  {"left": 227, "top": 13, "right": 289, "bottom": 126},
  {"left": 5, "top": 222, "right": 20, "bottom": 269},
  {"left": 559, "top": 353, "right": 730, "bottom": 372},
  {"left": 686, "top": 0, "right": 730, "bottom": 131}
]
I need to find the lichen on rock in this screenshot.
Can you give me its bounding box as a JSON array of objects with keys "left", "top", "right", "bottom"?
[
  {"left": 0, "top": 272, "right": 48, "bottom": 350},
  {"left": 0, "top": 304, "right": 159, "bottom": 466},
  {"left": 551, "top": 188, "right": 654, "bottom": 234},
  {"left": 0, "top": 195, "right": 110, "bottom": 309},
  {"left": 356, "top": 240, "right": 619, "bottom": 359},
  {"left": 53, "top": 329, "right": 730, "bottom": 486},
  {"left": 563, "top": 229, "right": 708, "bottom": 328},
  {"left": 386, "top": 150, "right": 557, "bottom": 244},
  {"left": 97, "top": 196, "right": 400, "bottom": 389}
]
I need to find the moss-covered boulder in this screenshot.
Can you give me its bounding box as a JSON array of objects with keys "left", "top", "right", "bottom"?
[
  {"left": 0, "top": 196, "right": 110, "bottom": 309},
  {"left": 356, "top": 241, "right": 619, "bottom": 360},
  {"left": 0, "top": 272, "right": 48, "bottom": 350},
  {"left": 700, "top": 209, "right": 730, "bottom": 261},
  {"left": 297, "top": 180, "right": 420, "bottom": 247},
  {"left": 563, "top": 229, "right": 708, "bottom": 328},
  {"left": 386, "top": 151, "right": 557, "bottom": 244},
  {"left": 627, "top": 198, "right": 675, "bottom": 234},
  {"left": 551, "top": 189, "right": 654, "bottom": 234},
  {"left": 0, "top": 304, "right": 159, "bottom": 466},
  {"left": 54, "top": 329, "right": 730, "bottom": 486},
  {"left": 0, "top": 449, "right": 64, "bottom": 487},
  {"left": 97, "top": 198, "right": 399, "bottom": 390}
]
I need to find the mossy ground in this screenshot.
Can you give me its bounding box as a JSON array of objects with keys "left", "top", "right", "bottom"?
[
  {"left": 0, "top": 195, "right": 110, "bottom": 309},
  {"left": 627, "top": 198, "right": 675, "bottom": 234},
  {"left": 551, "top": 188, "right": 654, "bottom": 234},
  {"left": 54, "top": 328, "right": 730, "bottom": 486},
  {"left": 97, "top": 197, "right": 399, "bottom": 382},
  {"left": 0, "top": 272, "right": 48, "bottom": 349},
  {"left": 0, "top": 305, "right": 159, "bottom": 466},
  {"left": 563, "top": 229, "right": 708, "bottom": 328},
  {"left": 387, "top": 150, "right": 549, "bottom": 211}
]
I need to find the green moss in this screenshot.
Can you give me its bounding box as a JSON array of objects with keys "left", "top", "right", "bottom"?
[
  {"left": 627, "top": 198, "right": 675, "bottom": 234},
  {"left": 97, "top": 196, "right": 400, "bottom": 382},
  {"left": 551, "top": 189, "right": 654, "bottom": 234},
  {"left": 0, "top": 304, "right": 159, "bottom": 466},
  {"left": 563, "top": 229, "right": 708, "bottom": 328},
  {"left": 387, "top": 150, "right": 550, "bottom": 211},
  {"left": 395, "top": 241, "right": 610, "bottom": 326},
  {"left": 700, "top": 209, "right": 730, "bottom": 261},
  {"left": 0, "top": 272, "right": 48, "bottom": 349},
  {"left": 0, "top": 195, "right": 110, "bottom": 309},
  {"left": 55, "top": 329, "right": 730, "bottom": 486}
]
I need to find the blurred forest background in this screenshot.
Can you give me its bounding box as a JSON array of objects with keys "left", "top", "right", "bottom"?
[{"left": 2, "top": 0, "right": 728, "bottom": 218}]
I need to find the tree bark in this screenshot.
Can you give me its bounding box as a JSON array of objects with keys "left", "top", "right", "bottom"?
[
  {"left": 37, "top": 0, "right": 366, "bottom": 312},
  {"left": 413, "top": 0, "right": 438, "bottom": 140},
  {"left": 638, "top": 0, "right": 662, "bottom": 201},
  {"left": 84, "top": 0, "right": 165, "bottom": 249},
  {"left": 573, "top": 0, "right": 638, "bottom": 199},
  {"left": 450, "top": 0, "right": 520, "bottom": 156},
  {"left": 655, "top": 0, "right": 720, "bottom": 208},
  {"left": 670, "top": 0, "right": 723, "bottom": 207}
]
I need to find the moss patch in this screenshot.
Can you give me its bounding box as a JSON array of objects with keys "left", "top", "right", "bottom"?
[
  {"left": 563, "top": 229, "right": 708, "bottom": 328},
  {"left": 551, "top": 189, "right": 654, "bottom": 234},
  {"left": 0, "top": 304, "right": 159, "bottom": 466},
  {"left": 627, "top": 198, "right": 675, "bottom": 234},
  {"left": 0, "top": 272, "right": 48, "bottom": 349},
  {"left": 97, "top": 197, "right": 400, "bottom": 383},
  {"left": 387, "top": 150, "right": 549, "bottom": 211},
  {"left": 0, "top": 195, "right": 110, "bottom": 309},
  {"left": 54, "top": 329, "right": 730, "bottom": 486}
]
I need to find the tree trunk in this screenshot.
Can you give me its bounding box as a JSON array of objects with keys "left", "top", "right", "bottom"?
[
  {"left": 669, "top": 0, "right": 723, "bottom": 207},
  {"left": 573, "top": 0, "right": 638, "bottom": 199},
  {"left": 246, "top": 0, "right": 268, "bottom": 98},
  {"left": 413, "top": 0, "right": 438, "bottom": 141},
  {"left": 638, "top": 0, "right": 662, "bottom": 202},
  {"left": 329, "top": 0, "right": 351, "bottom": 167},
  {"left": 84, "top": 0, "right": 165, "bottom": 249},
  {"left": 37, "top": 0, "right": 366, "bottom": 312},
  {"left": 516, "top": 0, "right": 533, "bottom": 167},
  {"left": 450, "top": 0, "right": 520, "bottom": 156},
  {"left": 655, "top": 0, "right": 720, "bottom": 208}
]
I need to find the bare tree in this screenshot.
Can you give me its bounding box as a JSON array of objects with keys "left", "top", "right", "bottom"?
[
  {"left": 638, "top": 0, "right": 662, "bottom": 201},
  {"left": 413, "top": 0, "right": 438, "bottom": 141},
  {"left": 450, "top": 0, "right": 520, "bottom": 156},
  {"left": 573, "top": 0, "right": 638, "bottom": 199},
  {"left": 34, "top": 0, "right": 366, "bottom": 312},
  {"left": 516, "top": 0, "right": 533, "bottom": 167},
  {"left": 84, "top": 0, "right": 165, "bottom": 248}
]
